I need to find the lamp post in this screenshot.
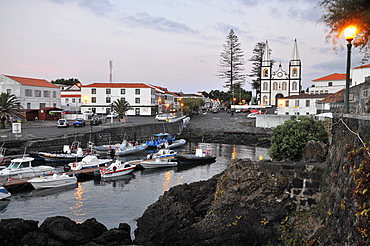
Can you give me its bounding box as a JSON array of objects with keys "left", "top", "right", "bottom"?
[
  {"left": 75, "top": 82, "right": 81, "bottom": 115},
  {"left": 343, "top": 25, "right": 357, "bottom": 113}
]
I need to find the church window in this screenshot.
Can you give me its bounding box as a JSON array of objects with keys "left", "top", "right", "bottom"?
[
  {"left": 263, "top": 96, "right": 268, "bottom": 105},
  {"left": 328, "top": 82, "right": 333, "bottom": 86},
  {"left": 263, "top": 82, "right": 268, "bottom": 91},
  {"left": 263, "top": 69, "right": 268, "bottom": 77},
  {"left": 273, "top": 82, "right": 278, "bottom": 90},
  {"left": 292, "top": 82, "right": 297, "bottom": 90},
  {"left": 282, "top": 82, "right": 287, "bottom": 90},
  {"left": 292, "top": 68, "right": 298, "bottom": 76}
]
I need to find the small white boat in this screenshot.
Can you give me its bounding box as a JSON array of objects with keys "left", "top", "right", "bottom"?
[
  {"left": 114, "top": 143, "right": 148, "bottom": 156},
  {"left": 141, "top": 158, "right": 178, "bottom": 169},
  {"left": 0, "top": 157, "right": 54, "bottom": 182},
  {"left": 65, "top": 155, "right": 112, "bottom": 171},
  {"left": 0, "top": 186, "right": 11, "bottom": 200},
  {"left": 146, "top": 149, "right": 177, "bottom": 159},
  {"left": 28, "top": 173, "right": 77, "bottom": 189},
  {"left": 165, "top": 139, "right": 187, "bottom": 149},
  {"left": 37, "top": 147, "right": 86, "bottom": 162},
  {"left": 99, "top": 160, "right": 136, "bottom": 178}
]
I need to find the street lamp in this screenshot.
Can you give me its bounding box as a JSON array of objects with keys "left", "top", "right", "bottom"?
[
  {"left": 343, "top": 25, "right": 357, "bottom": 113},
  {"left": 75, "top": 82, "right": 81, "bottom": 114}
]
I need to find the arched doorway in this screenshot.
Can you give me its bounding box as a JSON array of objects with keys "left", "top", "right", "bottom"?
[{"left": 275, "top": 93, "right": 284, "bottom": 106}]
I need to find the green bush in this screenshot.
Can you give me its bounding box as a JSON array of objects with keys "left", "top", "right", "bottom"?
[{"left": 269, "top": 116, "right": 329, "bottom": 161}]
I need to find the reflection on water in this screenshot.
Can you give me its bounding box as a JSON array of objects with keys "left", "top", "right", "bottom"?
[
  {"left": 70, "top": 182, "right": 86, "bottom": 223},
  {"left": 1, "top": 142, "right": 270, "bottom": 233}
]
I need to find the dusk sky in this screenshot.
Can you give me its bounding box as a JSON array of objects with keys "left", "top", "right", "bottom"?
[{"left": 1, "top": 0, "right": 366, "bottom": 93}]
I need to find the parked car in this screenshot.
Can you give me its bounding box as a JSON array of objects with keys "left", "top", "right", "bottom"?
[
  {"left": 247, "top": 112, "right": 258, "bottom": 119},
  {"left": 91, "top": 118, "right": 102, "bottom": 125},
  {"left": 155, "top": 114, "right": 175, "bottom": 121},
  {"left": 83, "top": 110, "right": 94, "bottom": 117},
  {"left": 107, "top": 112, "right": 118, "bottom": 119},
  {"left": 73, "top": 118, "right": 86, "bottom": 127},
  {"left": 57, "top": 119, "right": 69, "bottom": 128}
]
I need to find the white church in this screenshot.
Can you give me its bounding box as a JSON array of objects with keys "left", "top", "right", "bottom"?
[{"left": 260, "top": 40, "right": 302, "bottom": 106}]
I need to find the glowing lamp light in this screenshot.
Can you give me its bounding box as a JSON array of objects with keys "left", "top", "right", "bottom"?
[{"left": 343, "top": 25, "right": 357, "bottom": 41}]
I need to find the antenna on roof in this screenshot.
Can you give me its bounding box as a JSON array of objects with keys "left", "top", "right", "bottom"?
[{"left": 109, "top": 60, "right": 113, "bottom": 83}]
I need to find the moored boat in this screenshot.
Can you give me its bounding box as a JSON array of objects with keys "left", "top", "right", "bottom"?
[
  {"left": 114, "top": 143, "right": 148, "bottom": 156},
  {"left": 64, "top": 155, "right": 112, "bottom": 172},
  {"left": 28, "top": 173, "right": 77, "bottom": 189},
  {"left": 0, "top": 186, "right": 11, "bottom": 200},
  {"left": 140, "top": 158, "right": 178, "bottom": 169},
  {"left": 165, "top": 139, "right": 186, "bottom": 149},
  {"left": 99, "top": 160, "right": 136, "bottom": 178},
  {"left": 0, "top": 157, "right": 54, "bottom": 182},
  {"left": 146, "top": 149, "right": 177, "bottom": 159},
  {"left": 145, "top": 133, "right": 176, "bottom": 149},
  {"left": 175, "top": 149, "right": 216, "bottom": 165}
]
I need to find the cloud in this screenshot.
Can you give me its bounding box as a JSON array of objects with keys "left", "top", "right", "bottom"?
[
  {"left": 121, "top": 12, "right": 198, "bottom": 35},
  {"left": 47, "top": 0, "right": 113, "bottom": 16}
]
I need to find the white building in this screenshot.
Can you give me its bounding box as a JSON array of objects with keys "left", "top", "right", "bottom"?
[
  {"left": 60, "top": 84, "right": 81, "bottom": 113},
  {"left": 309, "top": 73, "right": 346, "bottom": 95},
  {"left": 260, "top": 39, "right": 302, "bottom": 106},
  {"left": 0, "top": 74, "right": 60, "bottom": 109},
  {"left": 276, "top": 94, "right": 332, "bottom": 116},
  {"left": 79, "top": 82, "right": 178, "bottom": 116}
]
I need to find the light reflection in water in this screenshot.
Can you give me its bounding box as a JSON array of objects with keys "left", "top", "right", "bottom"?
[
  {"left": 162, "top": 170, "right": 173, "bottom": 192},
  {"left": 70, "top": 182, "right": 86, "bottom": 223},
  {"left": 231, "top": 145, "right": 237, "bottom": 160}
]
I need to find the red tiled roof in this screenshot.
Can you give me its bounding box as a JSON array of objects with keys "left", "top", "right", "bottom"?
[
  {"left": 354, "top": 64, "right": 370, "bottom": 69},
  {"left": 313, "top": 73, "right": 346, "bottom": 81},
  {"left": 4, "top": 75, "right": 58, "bottom": 88},
  {"left": 318, "top": 89, "right": 345, "bottom": 103},
  {"left": 84, "top": 83, "right": 151, "bottom": 88}
]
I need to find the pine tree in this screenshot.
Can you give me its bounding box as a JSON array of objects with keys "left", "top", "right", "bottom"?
[{"left": 217, "top": 29, "right": 245, "bottom": 104}]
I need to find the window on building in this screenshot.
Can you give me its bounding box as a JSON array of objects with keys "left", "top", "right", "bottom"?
[
  {"left": 53, "top": 103, "right": 56, "bottom": 107},
  {"left": 282, "top": 82, "right": 287, "bottom": 90},
  {"left": 135, "top": 108, "right": 140, "bottom": 115},
  {"left": 306, "top": 100, "right": 310, "bottom": 107},
  {"left": 92, "top": 88, "right": 96, "bottom": 94},
  {"left": 6, "top": 89, "right": 11, "bottom": 94},
  {"left": 263, "top": 82, "right": 268, "bottom": 91},
  {"left": 273, "top": 82, "right": 278, "bottom": 90},
  {"left": 292, "top": 82, "right": 297, "bottom": 90},
  {"left": 121, "top": 89, "right": 126, "bottom": 94},
  {"left": 295, "top": 100, "right": 299, "bottom": 107},
  {"left": 35, "top": 90, "right": 41, "bottom": 97},
  {"left": 363, "top": 90, "right": 369, "bottom": 98},
  {"left": 92, "top": 97, "right": 96, "bottom": 103},
  {"left": 106, "top": 97, "right": 111, "bottom": 103},
  {"left": 25, "top": 89, "right": 32, "bottom": 97},
  {"left": 39, "top": 103, "right": 46, "bottom": 109},
  {"left": 106, "top": 89, "right": 111, "bottom": 94},
  {"left": 53, "top": 91, "right": 56, "bottom": 98},
  {"left": 285, "top": 100, "right": 289, "bottom": 107},
  {"left": 320, "top": 90, "right": 323, "bottom": 94},
  {"left": 135, "top": 89, "right": 140, "bottom": 95},
  {"left": 263, "top": 69, "right": 268, "bottom": 77},
  {"left": 135, "top": 98, "right": 140, "bottom": 103},
  {"left": 325, "top": 90, "right": 328, "bottom": 94},
  {"left": 292, "top": 68, "right": 298, "bottom": 76},
  {"left": 72, "top": 98, "right": 75, "bottom": 103},
  {"left": 263, "top": 96, "right": 268, "bottom": 105},
  {"left": 27, "top": 103, "right": 31, "bottom": 109},
  {"left": 65, "top": 98, "right": 69, "bottom": 103},
  {"left": 328, "top": 82, "right": 333, "bottom": 86},
  {"left": 43, "top": 91, "right": 50, "bottom": 98}
]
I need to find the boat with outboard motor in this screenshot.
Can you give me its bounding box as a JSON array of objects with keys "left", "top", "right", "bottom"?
[
  {"left": 64, "top": 155, "right": 112, "bottom": 172},
  {"left": 140, "top": 149, "right": 178, "bottom": 169},
  {"left": 175, "top": 148, "right": 216, "bottom": 165},
  {"left": 0, "top": 157, "right": 55, "bottom": 182},
  {"left": 28, "top": 173, "right": 77, "bottom": 189},
  {"left": 99, "top": 159, "right": 136, "bottom": 178},
  {"left": 0, "top": 186, "right": 11, "bottom": 200},
  {"left": 145, "top": 133, "right": 176, "bottom": 149}
]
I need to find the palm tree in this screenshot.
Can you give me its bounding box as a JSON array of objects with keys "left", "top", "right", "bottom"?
[
  {"left": 111, "top": 99, "right": 132, "bottom": 121},
  {"left": 0, "top": 93, "right": 24, "bottom": 129}
]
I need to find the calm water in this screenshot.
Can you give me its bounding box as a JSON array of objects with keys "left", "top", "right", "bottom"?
[{"left": 0, "top": 142, "right": 269, "bottom": 236}]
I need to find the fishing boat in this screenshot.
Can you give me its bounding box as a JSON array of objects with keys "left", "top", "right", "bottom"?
[
  {"left": 140, "top": 158, "right": 178, "bottom": 169},
  {"left": 99, "top": 160, "right": 136, "bottom": 178},
  {"left": 146, "top": 149, "right": 177, "bottom": 159},
  {"left": 145, "top": 133, "right": 176, "bottom": 149},
  {"left": 0, "top": 186, "right": 11, "bottom": 200},
  {"left": 0, "top": 157, "right": 54, "bottom": 182},
  {"left": 64, "top": 155, "right": 112, "bottom": 172},
  {"left": 28, "top": 173, "right": 77, "bottom": 189},
  {"left": 175, "top": 149, "right": 216, "bottom": 165}
]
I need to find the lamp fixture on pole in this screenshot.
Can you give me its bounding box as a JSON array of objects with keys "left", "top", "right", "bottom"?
[{"left": 343, "top": 25, "right": 357, "bottom": 113}]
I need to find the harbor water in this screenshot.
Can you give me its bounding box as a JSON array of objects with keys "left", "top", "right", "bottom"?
[{"left": 0, "top": 142, "right": 270, "bottom": 236}]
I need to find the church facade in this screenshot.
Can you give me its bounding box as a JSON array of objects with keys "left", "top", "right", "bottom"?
[{"left": 260, "top": 40, "right": 302, "bottom": 106}]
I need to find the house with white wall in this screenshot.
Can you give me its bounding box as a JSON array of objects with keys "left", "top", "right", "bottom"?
[
  {"left": 276, "top": 94, "right": 332, "bottom": 115},
  {"left": 309, "top": 73, "right": 346, "bottom": 95},
  {"left": 60, "top": 84, "right": 81, "bottom": 113},
  {"left": 0, "top": 74, "right": 60, "bottom": 110}
]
